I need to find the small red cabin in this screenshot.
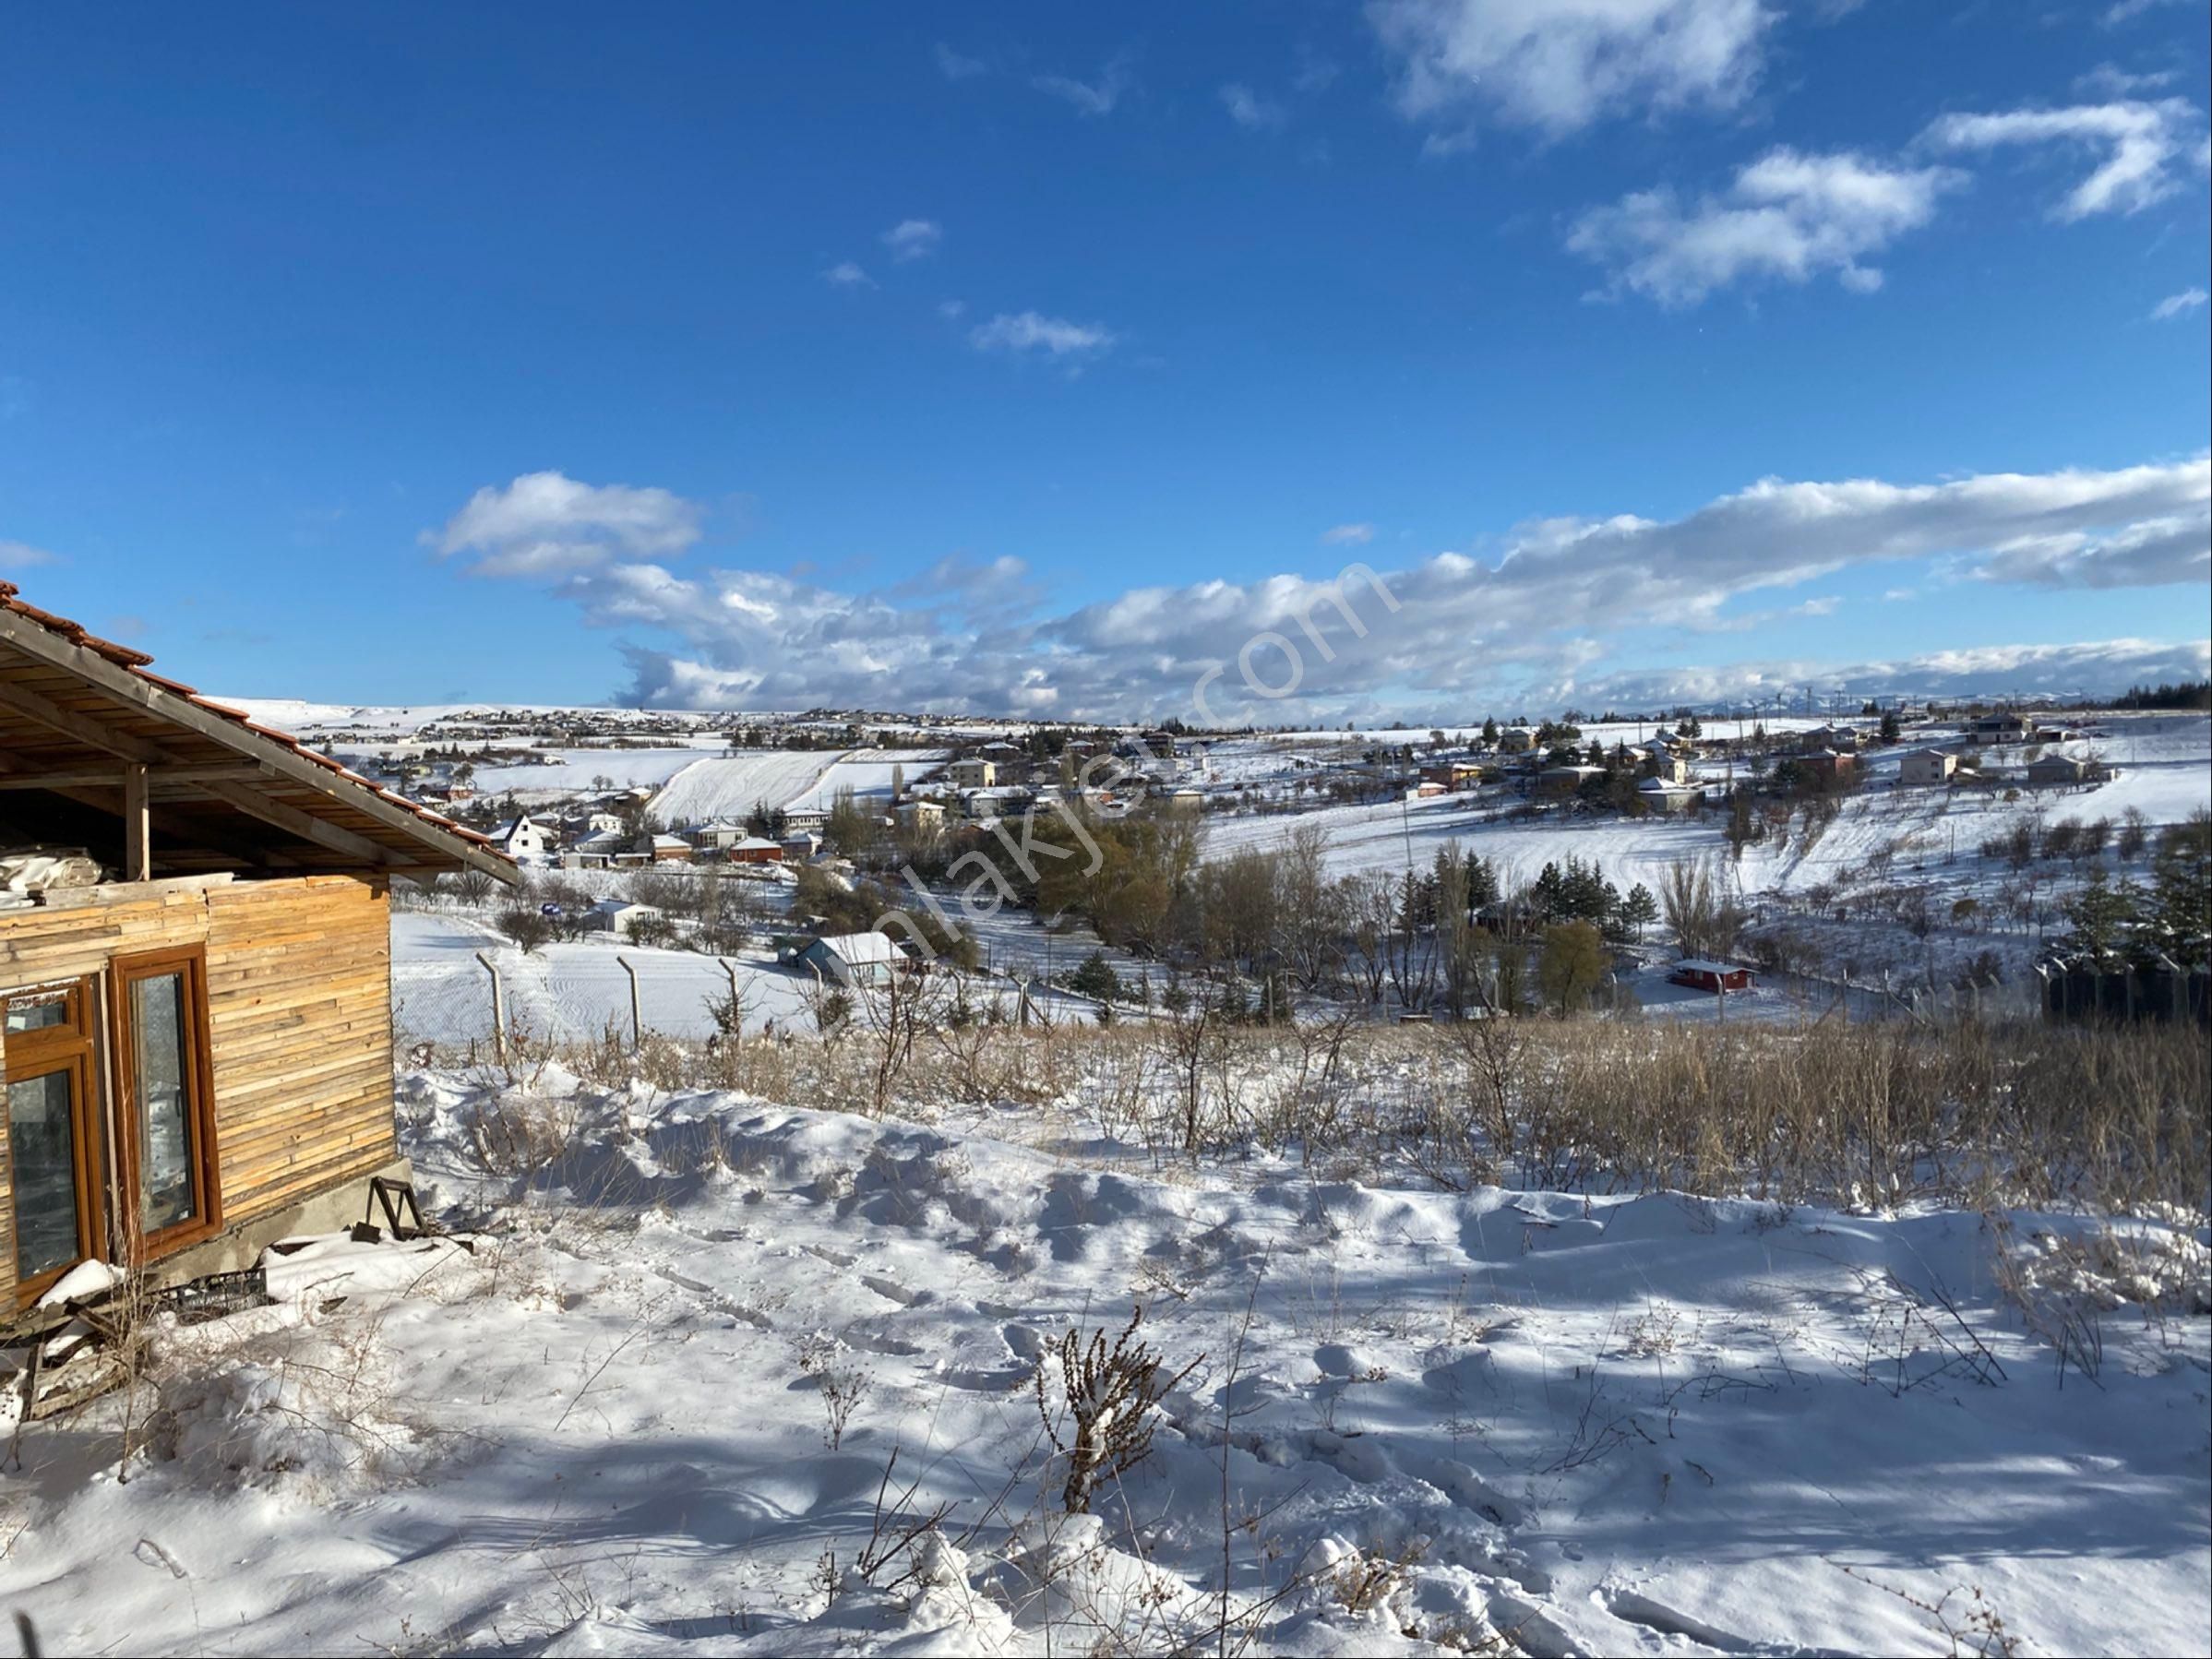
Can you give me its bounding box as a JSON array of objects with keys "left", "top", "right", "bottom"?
[{"left": 1669, "top": 960, "right": 1752, "bottom": 994}]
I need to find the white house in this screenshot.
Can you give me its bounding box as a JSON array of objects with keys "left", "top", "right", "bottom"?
[
  {"left": 946, "top": 758, "right": 997, "bottom": 790},
  {"left": 562, "top": 828, "right": 629, "bottom": 869},
  {"left": 1897, "top": 748, "right": 1957, "bottom": 786},
  {"left": 795, "top": 931, "right": 906, "bottom": 986},
  {"left": 588, "top": 899, "right": 664, "bottom": 938},
  {"left": 487, "top": 817, "right": 554, "bottom": 864},
  {"left": 1638, "top": 777, "right": 1701, "bottom": 812}
]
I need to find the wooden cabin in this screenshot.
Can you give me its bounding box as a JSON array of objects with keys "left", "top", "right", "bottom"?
[
  {"left": 1668, "top": 960, "right": 1752, "bottom": 994},
  {"left": 0, "top": 582, "right": 516, "bottom": 1313}
]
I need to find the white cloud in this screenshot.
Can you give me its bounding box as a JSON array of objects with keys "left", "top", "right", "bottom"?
[
  {"left": 967, "top": 312, "right": 1118, "bottom": 358},
  {"left": 430, "top": 471, "right": 703, "bottom": 579},
  {"left": 0, "top": 538, "right": 58, "bottom": 569},
  {"left": 2074, "top": 63, "right": 2179, "bottom": 99},
  {"left": 2103, "top": 0, "right": 2206, "bottom": 24},
  {"left": 445, "top": 456, "right": 2209, "bottom": 720},
  {"left": 2153, "top": 286, "right": 2209, "bottom": 319},
  {"left": 939, "top": 299, "right": 967, "bottom": 320},
  {"left": 934, "top": 42, "right": 986, "bottom": 80},
  {"left": 1973, "top": 510, "right": 2210, "bottom": 588},
  {"left": 1321, "top": 523, "right": 1376, "bottom": 545},
  {"left": 881, "top": 219, "right": 943, "bottom": 262},
  {"left": 823, "top": 261, "right": 875, "bottom": 289},
  {"left": 1922, "top": 99, "right": 2210, "bottom": 220},
  {"left": 1034, "top": 54, "right": 1133, "bottom": 117},
  {"left": 1567, "top": 147, "right": 1965, "bottom": 305},
  {"left": 1370, "top": 0, "right": 1775, "bottom": 139},
  {"left": 1220, "top": 83, "right": 1287, "bottom": 131}
]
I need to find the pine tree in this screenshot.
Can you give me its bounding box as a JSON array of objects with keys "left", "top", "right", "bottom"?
[
  {"left": 2148, "top": 809, "right": 2212, "bottom": 967},
  {"left": 1620, "top": 883, "right": 1659, "bottom": 940}
]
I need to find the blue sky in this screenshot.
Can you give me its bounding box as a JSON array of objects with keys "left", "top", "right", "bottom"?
[{"left": 2, "top": 1, "right": 2207, "bottom": 722}]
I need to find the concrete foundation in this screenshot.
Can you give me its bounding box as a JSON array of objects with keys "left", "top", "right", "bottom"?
[{"left": 148, "top": 1155, "right": 418, "bottom": 1287}]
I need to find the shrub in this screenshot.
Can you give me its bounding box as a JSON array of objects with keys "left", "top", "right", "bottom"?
[
  {"left": 1033, "top": 1307, "right": 1202, "bottom": 1514},
  {"left": 496, "top": 906, "right": 553, "bottom": 954}
]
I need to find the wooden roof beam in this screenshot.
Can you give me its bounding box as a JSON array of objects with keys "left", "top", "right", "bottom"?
[
  {"left": 197, "top": 780, "right": 423, "bottom": 870},
  {"left": 0, "top": 615, "right": 517, "bottom": 884},
  {"left": 0, "top": 677, "right": 166, "bottom": 763},
  {"left": 0, "top": 674, "right": 408, "bottom": 869},
  {"left": 0, "top": 762, "right": 272, "bottom": 792}
]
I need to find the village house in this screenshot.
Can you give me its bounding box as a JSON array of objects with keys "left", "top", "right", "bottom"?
[
  {"left": 896, "top": 798, "right": 945, "bottom": 830},
  {"left": 1495, "top": 727, "right": 1535, "bottom": 754},
  {"left": 1670, "top": 960, "right": 1752, "bottom": 994},
  {"left": 1637, "top": 778, "right": 1702, "bottom": 812},
  {"left": 587, "top": 899, "right": 664, "bottom": 938},
  {"left": 1801, "top": 748, "right": 1855, "bottom": 784},
  {"left": 0, "top": 581, "right": 516, "bottom": 1312},
  {"left": 1420, "top": 761, "right": 1485, "bottom": 791},
  {"left": 1536, "top": 763, "right": 1604, "bottom": 796},
  {"left": 486, "top": 816, "right": 555, "bottom": 864},
  {"left": 2027, "top": 753, "right": 2090, "bottom": 787},
  {"left": 794, "top": 931, "right": 906, "bottom": 987},
  {"left": 1640, "top": 751, "right": 1692, "bottom": 785},
  {"left": 727, "top": 835, "right": 783, "bottom": 865},
  {"left": 945, "top": 758, "right": 997, "bottom": 790},
  {"left": 686, "top": 820, "right": 747, "bottom": 853},
  {"left": 637, "top": 831, "right": 692, "bottom": 863},
  {"left": 1967, "top": 711, "right": 2032, "bottom": 745},
  {"left": 1897, "top": 747, "right": 1957, "bottom": 786},
  {"left": 780, "top": 830, "right": 822, "bottom": 862},
  {"left": 562, "top": 828, "right": 628, "bottom": 869}
]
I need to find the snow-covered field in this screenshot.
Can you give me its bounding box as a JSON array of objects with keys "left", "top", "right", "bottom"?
[
  {"left": 1202, "top": 714, "right": 2211, "bottom": 898},
  {"left": 5, "top": 1072, "right": 2205, "bottom": 1656},
  {"left": 644, "top": 746, "right": 959, "bottom": 826},
  {"left": 391, "top": 910, "right": 822, "bottom": 1043}
]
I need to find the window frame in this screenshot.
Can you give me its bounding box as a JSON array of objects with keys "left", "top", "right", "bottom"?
[
  {"left": 108, "top": 945, "right": 222, "bottom": 1259},
  {"left": 2, "top": 978, "right": 105, "bottom": 1306}
]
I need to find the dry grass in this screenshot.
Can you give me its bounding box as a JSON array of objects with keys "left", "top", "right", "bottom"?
[{"left": 411, "top": 1001, "right": 2208, "bottom": 1220}]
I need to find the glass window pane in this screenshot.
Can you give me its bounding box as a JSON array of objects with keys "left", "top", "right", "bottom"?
[
  {"left": 4, "top": 990, "right": 70, "bottom": 1035},
  {"left": 7, "top": 1069, "right": 81, "bottom": 1281},
  {"left": 131, "top": 971, "right": 197, "bottom": 1233}
]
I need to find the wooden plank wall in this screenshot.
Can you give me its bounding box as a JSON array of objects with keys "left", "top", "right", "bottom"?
[{"left": 0, "top": 874, "right": 397, "bottom": 1300}]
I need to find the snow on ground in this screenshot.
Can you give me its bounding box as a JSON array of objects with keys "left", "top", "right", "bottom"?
[
  {"left": 651, "top": 750, "right": 855, "bottom": 826},
  {"left": 391, "top": 910, "right": 821, "bottom": 1043},
  {"left": 783, "top": 749, "right": 953, "bottom": 814},
  {"left": 467, "top": 743, "right": 726, "bottom": 800},
  {"left": 1200, "top": 715, "right": 2211, "bottom": 907},
  {"left": 5, "top": 1079, "right": 2205, "bottom": 1656}
]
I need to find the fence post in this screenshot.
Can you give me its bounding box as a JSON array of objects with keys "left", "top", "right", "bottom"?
[
  {"left": 473, "top": 950, "right": 505, "bottom": 1066},
  {"left": 618, "top": 953, "right": 642, "bottom": 1050}
]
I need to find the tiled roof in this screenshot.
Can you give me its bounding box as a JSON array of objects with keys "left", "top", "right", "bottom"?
[{"left": 0, "top": 579, "right": 508, "bottom": 865}]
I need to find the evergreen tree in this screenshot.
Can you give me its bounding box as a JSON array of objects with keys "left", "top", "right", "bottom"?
[
  {"left": 2058, "top": 867, "right": 2144, "bottom": 966},
  {"left": 2149, "top": 809, "right": 2212, "bottom": 967},
  {"left": 1620, "top": 883, "right": 1660, "bottom": 940}
]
